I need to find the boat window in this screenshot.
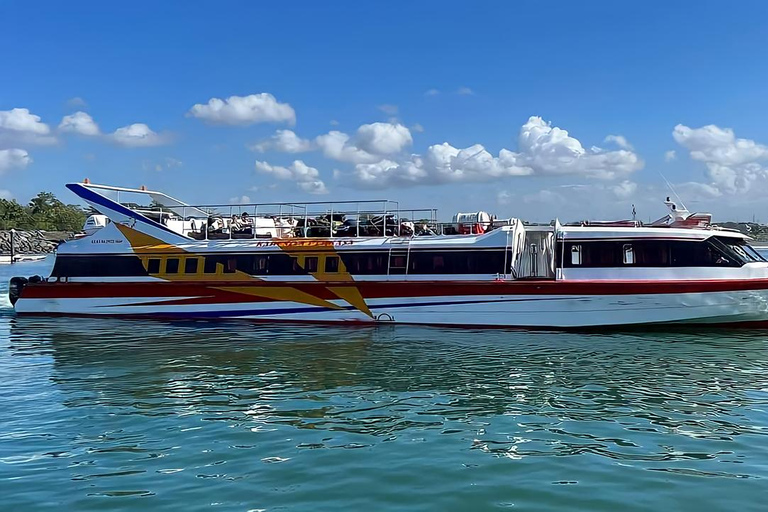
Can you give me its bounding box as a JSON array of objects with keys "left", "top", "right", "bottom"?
[
  {"left": 51, "top": 255, "right": 149, "bottom": 277},
  {"left": 325, "top": 256, "right": 339, "bottom": 273},
  {"left": 570, "top": 245, "right": 582, "bottom": 265},
  {"left": 166, "top": 258, "right": 180, "bottom": 274},
  {"left": 203, "top": 257, "right": 218, "bottom": 274},
  {"left": 561, "top": 240, "right": 744, "bottom": 268},
  {"left": 305, "top": 256, "right": 319, "bottom": 273},
  {"left": 256, "top": 256, "right": 268, "bottom": 273},
  {"left": 623, "top": 244, "right": 634, "bottom": 265},
  {"left": 714, "top": 237, "right": 765, "bottom": 263},
  {"left": 147, "top": 258, "right": 161, "bottom": 274},
  {"left": 225, "top": 257, "right": 237, "bottom": 273},
  {"left": 185, "top": 258, "right": 199, "bottom": 274}
]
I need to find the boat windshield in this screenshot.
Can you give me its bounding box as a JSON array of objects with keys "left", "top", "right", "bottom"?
[{"left": 712, "top": 237, "right": 766, "bottom": 264}]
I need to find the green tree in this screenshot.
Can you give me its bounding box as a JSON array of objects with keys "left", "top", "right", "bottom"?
[
  {"left": 0, "top": 198, "right": 30, "bottom": 229},
  {"left": 0, "top": 192, "right": 87, "bottom": 231}
]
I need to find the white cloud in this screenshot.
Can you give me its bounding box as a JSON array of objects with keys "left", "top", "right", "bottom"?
[
  {"left": 377, "top": 104, "right": 399, "bottom": 116},
  {"left": 66, "top": 97, "right": 88, "bottom": 110},
  {"left": 0, "top": 189, "right": 12, "bottom": 200},
  {"left": 143, "top": 157, "right": 183, "bottom": 172},
  {"left": 673, "top": 123, "right": 768, "bottom": 194},
  {"left": 188, "top": 93, "right": 296, "bottom": 126},
  {"left": 250, "top": 129, "right": 313, "bottom": 153},
  {"left": 673, "top": 181, "right": 723, "bottom": 199},
  {"left": 425, "top": 89, "right": 440, "bottom": 96},
  {"left": 58, "top": 111, "right": 100, "bottom": 136},
  {"left": 0, "top": 148, "right": 31, "bottom": 174},
  {"left": 457, "top": 87, "right": 474, "bottom": 95},
  {"left": 664, "top": 150, "right": 676, "bottom": 162},
  {"left": 497, "top": 190, "right": 512, "bottom": 205},
  {"left": 411, "top": 123, "right": 424, "bottom": 133},
  {"left": 255, "top": 159, "right": 328, "bottom": 194},
  {"left": 604, "top": 134, "right": 634, "bottom": 150},
  {"left": 340, "top": 116, "right": 643, "bottom": 189},
  {"left": 329, "top": 119, "right": 339, "bottom": 126},
  {"left": 111, "top": 123, "right": 170, "bottom": 147},
  {"left": 229, "top": 195, "right": 252, "bottom": 204},
  {"left": 315, "top": 131, "right": 382, "bottom": 164},
  {"left": 355, "top": 122, "right": 412, "bottom": 155},
  {"left": 0, "top": 108, "right": 56, "bottom": 146},
  {"left": 610, "top": 180, "right": 638, "bottom": 199}
]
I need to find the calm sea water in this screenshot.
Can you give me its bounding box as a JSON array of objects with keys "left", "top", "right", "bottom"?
[{"left": 2, "top": 258, "right": 768, "bottom": 511}]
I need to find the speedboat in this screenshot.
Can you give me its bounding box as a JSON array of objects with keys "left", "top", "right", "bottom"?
[{"left": 9, "top": 181, "right": 768, "bottom": 328}]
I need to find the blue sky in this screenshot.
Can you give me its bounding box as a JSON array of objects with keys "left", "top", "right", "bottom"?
[{"left": 2, "top": 0, "right": 768, "bottom": 222}]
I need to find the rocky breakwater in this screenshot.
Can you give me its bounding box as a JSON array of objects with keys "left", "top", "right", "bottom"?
[{"left": 1, "top": 230, "right": 75, "bottom": 255}]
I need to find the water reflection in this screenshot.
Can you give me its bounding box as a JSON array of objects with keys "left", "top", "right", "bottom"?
[
  {"left": 8, "top": 317, "right": 768, "bottom": 446},
  {"left": 5, "top": 315, "right": 768, "bottom": 510}
]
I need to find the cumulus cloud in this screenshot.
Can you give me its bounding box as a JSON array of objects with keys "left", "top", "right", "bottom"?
[
  {"left": 253, "top": 122, "right": 415, "bottom": 165},
  {"left": 457, "top": 87, "right": 474, "bottom": 96},
  {"left": 0, "top": 189, "right": 12, "bottom": 200},
  {"left": 0, "top": 108, "right": 56, "bottom": 146},
  {"left": 355, "top": 122, "right": 413, "bottom": 155},
  {"left": 110, "top": 123, "right": 170, "bottom": 147},
  {"left": 250, "top": 129, "right": 313, "bottom": 153},
  {"left": 664, "top": 150, "right": 676, "bottom": 162},
  {"left": 424, "top": 89, "right": 440, "bottom": 96},
  {"left": 340, "top": 116, "right": 643, "bottom": 189},
  {"left": 313, "top": 122, "right": 413, "bottom": 164},
  {"left": 0, "top": 148, "right": 31, "bottom": 174},
  {"left": 604, "top": 134, "right": 633, "bottom": 150},
  {"left": 673, "top": 123, "right": 768, "bottom": 194},
  {"left": 315, "top": 131, "right": 381, "bottom": 164},
  {"left": 58, "top": 111, "right": 100, "bottom": 136},
  {"left": 255, "top": 159, "right": 328, "bottom": 194},
  {"left": 188, "top": 93, "right": 296, "bottom": 126}
]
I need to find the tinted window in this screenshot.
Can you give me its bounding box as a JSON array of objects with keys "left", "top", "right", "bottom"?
[
  {"left": 166, "top": 258, "right": 179, "bottom": 274},
  {"left": 339, "top": 251, "right": 506, "bottom": 275},
  {"left": 147, "top": 258, "right": 161, "bottom": 274},
  {"left": 52, "top": 255, "right": 149, "bottom": 277},
  {"left": 561, "top": 240, "right": 742, "bottom": 268},
  {"left": 305, "top": 256, "right": 318, "bottom": 272},
  {"left": 185, "top": 258, "right": 199, "bottom": 274},
  {"left": 325, "top": 256, "right": 339, "bottom": 273},
  {"left": 204, "top": 257, "right": 218, "bottom": 274}
]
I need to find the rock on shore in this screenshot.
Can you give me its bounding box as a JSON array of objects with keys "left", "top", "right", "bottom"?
[{"left": 0, "top": 230, "right": 75, "bottom": 255}]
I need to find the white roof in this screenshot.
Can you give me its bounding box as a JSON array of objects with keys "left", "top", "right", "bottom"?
[{"left": 560, "top": 226, "right": 750, "bottom": 241}]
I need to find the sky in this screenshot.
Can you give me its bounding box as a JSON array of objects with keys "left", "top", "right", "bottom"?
[{"left": 1, "top": 0, "right": 768, "bottom": 223}]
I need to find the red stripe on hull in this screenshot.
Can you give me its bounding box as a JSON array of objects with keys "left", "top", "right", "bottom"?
[{"left": 19, "top": 278, "right": 768, "bottom": 301}]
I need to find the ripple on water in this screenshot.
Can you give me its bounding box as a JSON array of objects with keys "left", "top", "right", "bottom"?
[{"left": 2, "top": 264, "right": 768, "bottom": 510}]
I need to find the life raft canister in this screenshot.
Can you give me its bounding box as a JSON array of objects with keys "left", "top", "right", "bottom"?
[{"left": 9, "top": 276, "right": 28, "bottom": 306}]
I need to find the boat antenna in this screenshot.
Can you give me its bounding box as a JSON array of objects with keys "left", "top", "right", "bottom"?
[
  {"left": 632, "top": 204, "right": 636, "bottom": 221},
  {"left": 658, "top": 171, "right": 687, "bottom": 211}
]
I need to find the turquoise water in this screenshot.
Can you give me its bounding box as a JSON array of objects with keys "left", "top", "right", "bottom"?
[{"left": 2, "top": 259, "right": 768, "bottom": 511}]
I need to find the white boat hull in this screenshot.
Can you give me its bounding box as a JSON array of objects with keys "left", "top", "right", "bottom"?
[{"left": 14, "top": 287, "right": 768, "bottom": 328}]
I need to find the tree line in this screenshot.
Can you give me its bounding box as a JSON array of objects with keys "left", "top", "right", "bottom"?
[{"left": 0, "top": 192, "right": 88, "bottom": 231}]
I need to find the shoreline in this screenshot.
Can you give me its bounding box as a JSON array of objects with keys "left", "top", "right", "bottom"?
[{"left": 0, "top": 230, "right": 75, "bottom": 259}]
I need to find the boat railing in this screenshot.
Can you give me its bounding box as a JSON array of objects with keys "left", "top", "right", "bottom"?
[
  {"left": 148, "top": 199, "right": 446, "bottom": 240},
  {"left": 78, "top": 182, "right": 497, "bottom": 241}
]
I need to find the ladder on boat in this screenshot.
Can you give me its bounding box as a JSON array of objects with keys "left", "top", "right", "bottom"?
[{"left": 387, "top": 238, "right": 411, "bottom": 276}]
